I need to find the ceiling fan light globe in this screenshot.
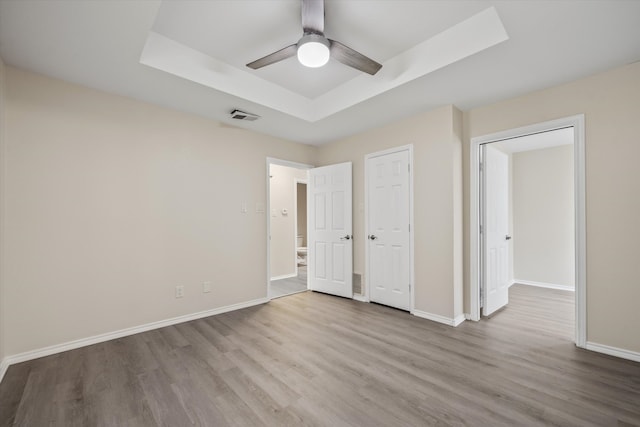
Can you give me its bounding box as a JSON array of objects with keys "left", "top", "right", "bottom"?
[{"left": 297, "top": 34, "right": 330, "bottom": 68}]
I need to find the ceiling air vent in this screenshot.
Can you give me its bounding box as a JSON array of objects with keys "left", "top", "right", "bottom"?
[{"left": 230, "top": 109, "right": 260, "bottom": 121}]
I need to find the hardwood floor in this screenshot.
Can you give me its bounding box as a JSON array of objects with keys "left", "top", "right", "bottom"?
[
  {"left": 270, "top": 267, "right": 307, "bottom": 299},
  {"left": 1, "top": 284, "right": 639, "bottom": 426}
]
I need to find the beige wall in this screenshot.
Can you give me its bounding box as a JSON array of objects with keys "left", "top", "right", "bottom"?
[
  {"left": 317, "top": 105, "right": 464, "bottom": 320},
  {"left": 0, "top": 57, "right": 5, "bottom": 362},
  {"left": 452, "top": 107, "right": 464, "bottom": 318},
  {"left": 269, "top": 164, "right": 306, "bottom": 278},
  {"left": 513, "top": 145, "right": 574, "bottom": 287},
  {"left": 463, "top": 62, "right": 640, "bottom": 352},
  {"left": 2, "top": 58, "right": 639, "bottom": 362},
  {"left": 3, "top": 67, "right": 317, "bottom": 356}
]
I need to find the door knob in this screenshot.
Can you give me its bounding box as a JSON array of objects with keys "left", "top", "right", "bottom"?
[
  {"left": 368, "top": 235, "right": 378, "bottom": 240},
  {"left": 505, "top": 235, "right": 512, "bottom": 240},
  {"left": 340, "top": 235, "right": 352, "bottom": 240}
]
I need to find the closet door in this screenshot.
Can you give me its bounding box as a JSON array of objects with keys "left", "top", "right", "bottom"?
[{"left": 367, "top": 149, "right": 411, "bottom": 311}]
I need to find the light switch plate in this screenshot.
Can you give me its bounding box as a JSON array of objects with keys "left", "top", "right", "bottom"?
[
  {"left": 175, "top": 285, "right": 184, "bottom": 298},
  {"left": 202, "top": 281, "right": 211, "bottom": 293}
]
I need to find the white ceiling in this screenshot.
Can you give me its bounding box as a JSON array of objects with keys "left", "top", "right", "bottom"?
[{"left": 1, "top": 1, "right": 639, "bottom": 145}]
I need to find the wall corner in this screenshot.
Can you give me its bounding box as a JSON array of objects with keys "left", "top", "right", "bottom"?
[{"left": 452, "top": 106, "right": 465, "bottom": 318}]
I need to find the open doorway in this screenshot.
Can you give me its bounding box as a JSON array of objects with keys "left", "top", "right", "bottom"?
[
  {"left": 481, "top": 129, "right": 575, "bottom": 338},
  {"left": 267, "top": 158, "right": 355, "bottom": 301},
  {"left": 294, "top": 178, "right": 308, "bottom": 287},
  {"left": 267, "top": 159, "right": 312, "bottom": 299},
  {"left": 470, "top": 115, "right": 586, "bottom": 347}
]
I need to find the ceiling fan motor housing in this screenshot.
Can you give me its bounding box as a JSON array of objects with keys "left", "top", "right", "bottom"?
[{"left": 297, "top": 33, "right": 331, "bottom": 68}]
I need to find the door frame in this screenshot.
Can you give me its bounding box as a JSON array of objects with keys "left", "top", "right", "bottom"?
[
  {"left": 266, "top": 157, "right": 313, "bottom": 300},
  {"left": 363, "top": 144, "right": 415, "bottom": 312},
  {"left": 293, "top": 178, "right": 307, "bottom": 276},
  {"left": 469, "top": 115, "right": 586, "bottom": 348}
]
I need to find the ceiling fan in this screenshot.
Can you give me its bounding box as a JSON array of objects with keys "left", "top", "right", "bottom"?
[{"left": 246, "top": 0, "right": 382, "bottom": 75}]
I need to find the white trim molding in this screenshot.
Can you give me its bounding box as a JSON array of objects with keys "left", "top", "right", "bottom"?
[
  {"left": 270, "top": 273, "right": 297, "bottom": 281},
  {"left": 586, "top": 342, "right": 640, "bottom": 363},
  {"left": 469, "top": 115, "right": 586, "bottom": 349},
  {"left": 413, "top": 310, "right": 466, "bottom": 327},
  {"left": 0, "top": 358, "right": 9, "bottom": 384},
  {"left": 514, "top": 280, "right": 575, "bottom": 292},
  {"left": 0, "top": 297, "right": 268, "bottom": 382},
  {"left": 453, "top": 314, "right": 466, "bottom": 327}
]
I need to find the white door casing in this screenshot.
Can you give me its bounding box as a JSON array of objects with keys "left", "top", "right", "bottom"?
[
  {"left": 367, "top": 149, "right": 411, "bottom": 311},
  {"left": 482, "top": 145, "right": 510, "bottom": 316},
  {"left": 308, "top": 162, "right": 353, "bottom": 298}
]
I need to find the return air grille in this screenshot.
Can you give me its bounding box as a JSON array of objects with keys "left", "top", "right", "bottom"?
[{"left": 230, "top": 109, "right": 260, "bottom": 121}]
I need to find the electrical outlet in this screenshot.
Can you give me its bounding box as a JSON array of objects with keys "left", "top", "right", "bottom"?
[
  {"left": 202, "top": 281, "right": 211, "bottom": 293},
  {"left": 175, "top": 285, "right": 184, "bottom": 298}
]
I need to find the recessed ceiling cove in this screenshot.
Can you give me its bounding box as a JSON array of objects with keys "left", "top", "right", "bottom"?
[{"left": 141, "top": 2, "right": 508, "bottom": 122}]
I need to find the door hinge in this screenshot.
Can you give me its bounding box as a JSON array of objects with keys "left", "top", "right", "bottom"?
[
  {"left": 408, "top": 163, "right": 410, "bottom": 172},
  {"left": 479, "top": 224, "right": 483, "bottom": 234},
  {"left": 479, "top": 162, "right": 484, "bottom": 172},
  {"left": 408, "top": 224, "right": 411, "bottom": 232},
  {"left": 409, "top": 284, "right": 411, "bottom": 292}
]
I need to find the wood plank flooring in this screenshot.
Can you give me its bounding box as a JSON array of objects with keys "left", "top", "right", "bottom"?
[
  {"left": 270, "top": 267, "right": 307, "bottom": 299},
  {"left": 1, "top": 284, "right": 639, "bottom": 426}
]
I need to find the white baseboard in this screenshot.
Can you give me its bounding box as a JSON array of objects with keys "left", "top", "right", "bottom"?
[
  {"left": 0, "top": 297, "right": 269, "bottom": 382},
  {"left": 513, "top": 279, "right": 575, "bottom": 292},
  {"left": 352, "top": 294, "right": 368, "bottom": 302},
  {"left": 453, "top": 314, "right": 466, "bottom": 327},
  {"left": 586, "top": 342, "right": 640, "bottom": 363},
  {"left": 412, "top": 309, "right": 465, "bottom": 327},
  {"left": 0, "top": 357, "right": 9, "bottom": 384},
  {"left": 271, "top": 273, "right": 297, "bottom": 281}
]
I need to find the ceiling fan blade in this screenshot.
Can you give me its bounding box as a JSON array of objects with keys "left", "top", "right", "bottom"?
[
  {"left": 329, "top": 39, "right": 382, "bottom": 75},
  {"left": 246, "top": 44, "right": 298, "bottom": 70},
  {"left": 301, "top": 0, "right": 324, "bottom": 34}
]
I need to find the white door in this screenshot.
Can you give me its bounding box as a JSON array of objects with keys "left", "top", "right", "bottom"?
[
  {"left": 367, "top": 149, "right": 411, "bottom": 311},
  {"left": 307, "top": 162, "right": 353, "bottom": 298},
  {"left": 482, "top": 145, "right": 510, "bottom": 316}
]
